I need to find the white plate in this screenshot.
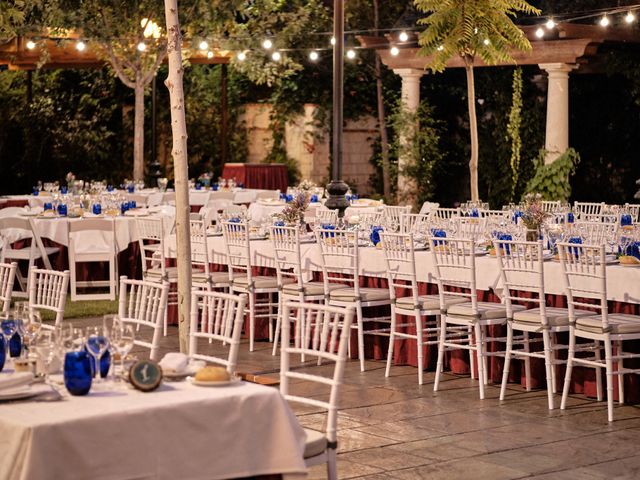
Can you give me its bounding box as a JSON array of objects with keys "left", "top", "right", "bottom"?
[
  {"left": 19, "top": 211, "right": 39, "bottom": 217},
  {"left": 162, "top": 366, "right": 199, "bottom": 380},
  {"left": 258, "top": 199, "right": 285, "bottom": 206},
  {"left": 0, "top": 387, "right": 38, "bottom": 401},
  {"left": 187, "top": 375, "right": 241, "bottom": 387}
]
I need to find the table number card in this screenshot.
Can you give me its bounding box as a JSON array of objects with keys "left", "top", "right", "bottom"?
[{"left": 129, "top": 360, "right": 163, "bottom": 392}]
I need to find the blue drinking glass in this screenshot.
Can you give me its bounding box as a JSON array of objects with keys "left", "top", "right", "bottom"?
[
  {"left": 471, "top": 208, "right": 479, "bottom": 218},
  {"left": 279, "top": 192, "right": 286, "bottom": 201},
  {"left": 121, "top": 202, "right": 129, "bottom": 214},
  {"left": 370, "top": 226, "right": 384, "bottom": 246},
  {"left": 621, "top": 214, "right": 633, "bottom": 227},
  {"left": 43, "top": 202, "right": 53, "bottom": 211},
  {"left": 9, "top": 332, "right": 21, "bottom": 358},
  {"left": 430, "top": 228, "right": 446, "bottom": 246},
  {"left": 61, "top": 186, "right": 68, "bottom": 194},
  {"left": 195, "top": 183, "right": 202, "bottom": 190},
  {"left": 512, "top": 210, "right": 523, "bottom": 224},
  {"left": 92, "top": 203, "right": 102, "bottom": 215},
  {"left": 568, "top": 236, "right": 583, "bottom": 257},
  {"left": 310, "top": 195, "right": 319, "bottom": 203},
  {"left": 351, "top": 194, "right": 359, "bottom": 202},
  {"left": 32, "top": 187, "right": 39, "bottom": 196},
  {"left": 497, "top": 233, "right": 513, "bottom": 254},
  {"left": 0, "top": 335, "right": 5, "bottom": 373},
  {"left": 57, "top": 204, "right": 67, "bottom": 216},
  {"left": 2, "top": 319, "right": 21, "bottom": 358},
  {"left": 228, "top": 217, "right": 241, "bottom": 223},
  {"left": 286, "top": 194, "right": 294, "bottom": 203},
  {"left": 274, "top": 221, "right": 285, "bottom": 227},
  {"left": 127, "top": 184, "right": 135, "bottom": 193},
  {"left": 64, "top": 351, "right": 92, "bottom": 396},
  {"left": 129, "top": 200, "right": 137, "bottom": 209},
  {"left": 567, "top": 212, "right": 575, "bottom": 223},
  {"left": 212, "top": 184, "right": 219, "bottom": 191},
  {"left": 238, "top": 183, "right": 245, "bottom": 188},
  {"left": 107, "top": 185, "right": 114, "bottom": 192}
]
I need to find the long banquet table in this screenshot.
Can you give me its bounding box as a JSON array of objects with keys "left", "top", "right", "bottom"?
[{"left": 0, "top": 378, "right": 306, "bottom": 480}]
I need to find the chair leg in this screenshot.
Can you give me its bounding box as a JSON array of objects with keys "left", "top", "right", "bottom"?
[
  {"left": 416, "top": 311, "right": 424, "bottom": 386},
  {"left": 468, "top": 325, "right": 476, "bottom": 380},
  {"left": 327, "top": 448, "right": 338, "bottom": 480},
  {"left": 474, "top": 322, "right": 486, "bottom": 400},
  {"left": 618, "top": 340, "right": 625, "bottom": 405},
  {"left": 385, "top": 307, "right": 397, "bottom": 379},
  {"left": 542, "top": 330, "right": 555, "bottom": 410},
  {"left": 271, "top": 295, "right": 283, "bottom": 356},
  {"left": 595, "top": 341, "right": 603, "bottom": 402},
  {"left": 248, "top": 291, "right": 256, "bottom": 352},
  {"left": 523, "top": 331, "right": 532, "bottom": 391},
  {"left": 550, "top": 331, "right": 558, "bottom": 394},
  {"left": 433, "top": 315, "right": 446, "bottom": 393},
  {"left": 268, "top": 292, "right": 274, "bottom": 343},
  {"left": 560, "top": 327, "right": 576, "bottom": 410},
  {"left": 604, "top": 338, "right": 614, "bottom": 422},
  {"left": 481, "top": 325, "right": 489, "bottom": 386},
  {"left": 356, "top": 303, "right": 365, "bottom": 372},
  {"left": 500, "top": 322, "right": 514, "bottom": 401}
]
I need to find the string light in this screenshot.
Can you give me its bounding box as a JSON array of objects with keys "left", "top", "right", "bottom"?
[
  {"left": 437, "top": 45, "right": 444, "bottom": 51},
  {"left": 483, "top": 38, "right": 490, "bottom": 45},
  {"left": 199, "top": 40, "right": 208, "bottom": 51},
  {"left": 398, "top": 31, "right": 409, "bottom": 42},
  {"left": 330, "top": 36, "right": 336, "bottom": 46},
  {"left": 76, "top": 40, "right": 86, "bottom": 52},
  {"left": 271, "top": 51, "right": 281, "bottom": 61},
  {"left": 26, "top": 40, "right": 36, "bottom": 50},
  {"left": 262, "top": 39, "right": 273, "bottom": 50},
  {"left": 535, "top": 27, "right": 545, "bottom": 38},
  {"left": 626, "top": 11, "right": 636, "bottom": 23},
  {"left": 237, "top": 51, "right": 247, "bottom": 61},
  {"left": 545, "top": 18, "right": 556, "bottom": 29},
  {"left": 599, "top": 14, "right": 610, "bottom": 27},
  {"left": 309, "top": 50, "right": 319, "bottom": 61},
  {"left": 207, "top": 51, "right": 214, "bottom": 59},
  {"left": 137, "top": 42, "right": 146, "bottom": 52},
  {"left": 390, "top": 46, "right": 400, "bottom": 56},
  {"left": 346, "top": 49, "right": 356, "bottom": 59}
]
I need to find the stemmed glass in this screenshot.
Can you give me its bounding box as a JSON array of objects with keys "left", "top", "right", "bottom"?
[
  {"left": 21, "top": 310, "right": 42, "bottom": 358},
  {"left": 111, "top": 324, "right": 135, "bottom": 380},
  {"left": 0, "top": 318, "right": 18, "bottom": 359},
  {"left": 36, "top": 331, "right": 57, "bottom": 382},
  {"left": 85, "top": 326, "right": 110, "bottom": 382}
]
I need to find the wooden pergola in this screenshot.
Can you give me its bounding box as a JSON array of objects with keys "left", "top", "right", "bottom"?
[{"left": 359, "top": 24, "right": 640, "bottom": 169}]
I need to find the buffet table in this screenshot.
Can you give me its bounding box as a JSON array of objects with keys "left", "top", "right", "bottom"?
[
  {"left": 221, "top": 164, "right": 288, "bottom": 192},
  {"left": 0, "top": 380, "right": 306, "bottom": 480}
]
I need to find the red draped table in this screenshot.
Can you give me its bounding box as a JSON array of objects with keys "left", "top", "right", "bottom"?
[{"left": 221, "top": 163, "right": 288, "bottom": 192}]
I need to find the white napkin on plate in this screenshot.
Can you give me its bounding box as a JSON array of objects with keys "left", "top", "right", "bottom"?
[
  {"left": 159, "top": 353, "right": 189, "bottom": 374},
  {"left": 0, "top": 372, "right": 34, "bottom": 391}
]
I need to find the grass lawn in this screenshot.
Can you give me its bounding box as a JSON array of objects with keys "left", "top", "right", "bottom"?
[{"left": 33, "top": 300, "right": 119, "bottom": 321}]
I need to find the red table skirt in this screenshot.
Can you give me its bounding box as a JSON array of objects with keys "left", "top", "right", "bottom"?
[
  {"left": 1, "top": 199, "right": 29, "bottom": 209},
  {"left": 221, "top": 163, "right": 288, "bottom": 192}
]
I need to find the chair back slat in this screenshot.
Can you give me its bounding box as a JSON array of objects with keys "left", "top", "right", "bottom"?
[
  {"left": 380, "top": 232, "right": 418, "bottom": 302},
  {"left": 0, "top": 262, "right": 16, "bottom": 314},
  {"left": 270, "top": 225, "right": 305, "bottom": 288},
  {"left": 429, "top": 237, "right": 478, "bottom": 310},
  {"left": 315, "top": 228, "right": 359, "bottom": 290},
  {"left": 221, "top": 220, "right": 252, "bottom": 282},
  {"left": 28, "top": 268, "right": 69, "bottom": 329}
]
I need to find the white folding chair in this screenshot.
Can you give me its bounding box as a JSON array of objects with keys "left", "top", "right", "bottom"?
[
  {"left": 0, "top": 262, "right": 17, "bottom": 314},
  {"left": 117, "top": 276, "right": 169, "bottom": 361},
  {"left": 0, "top": 217, "right": 59, "bottom": 297},
  {"left": 68, "top": 218, "right": 118, "bottom": 301},
  {"left": 222, "top": 219, "right": 281, "bottom": 352},
  {"left": 189, "top": 289, "right": 247, "bottom": 374},
  {"left": 431, "top": 237, "right": 523, "bottom": 399},
  {"left": 280, "top": 301, "right": 354, "bottom": 480},
  {"left": 316, "top": 227, "right": 392, "bottom": 372},
  {"left": 28, "top": 268, "right": 69, "bottom": 331},
  {"left": 381, "top": 232, "right": 466, "bottom": 384},
  {"left": 418, "top": 201, "right": 439, "bottom": 216},
  {"left": 558, "top": 242, "right": 640, "bottom": 422}
]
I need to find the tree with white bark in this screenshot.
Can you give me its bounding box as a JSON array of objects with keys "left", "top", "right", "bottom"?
[{"left": 414, "top": 0, "right": 539, "bottom": 201}]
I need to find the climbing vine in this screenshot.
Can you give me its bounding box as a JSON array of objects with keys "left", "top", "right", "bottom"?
[
  {"left": 524, "top": 148, "right": 580, "bottom": 201},
  {"left": 506, "top": 67, "right": 523, "bottom": 201}
]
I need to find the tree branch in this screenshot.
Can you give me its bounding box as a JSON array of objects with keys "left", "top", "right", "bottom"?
[
  {"left": 104, "top": 44, "right": 136, "bottom": 89},
  {"left": 142, "top": 45, "right": 168, "bottom": 85}
]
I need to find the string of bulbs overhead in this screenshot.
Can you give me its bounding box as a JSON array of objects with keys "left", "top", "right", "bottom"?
[{"left": 21, "top": 4, "right": 640, "bottom": 63}]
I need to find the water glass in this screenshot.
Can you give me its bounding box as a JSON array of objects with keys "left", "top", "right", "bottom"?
[
  {"left": 64, "top": 351, "right": 92, "bottom": 395},
  {"left": 92, "top": 203, "right": 102, "bottom": 215},
  {"left": 57, "top": 203, "right": 68, "bottom": 216},
  {"left": 85, "top": 326, "right": 110, "bottom": 381},
  {"left": 44, "top": 202, "right": 53, "bottom": 211}
]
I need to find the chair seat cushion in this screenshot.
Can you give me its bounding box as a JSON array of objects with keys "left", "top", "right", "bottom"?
[
  {"left": 303, "top": 428, "right": 327, "bottom": 459},
  {"left": 447, "top": 301, "right": 524, "bottom": 320},
  {"left": 232, "top": 275, "right": 293, "bottom": 290},
  {"left": 146, "top": 266, "right": 178, "bottom": 281},
  {"left": 396, "top": 294, "right": 467, "bottom": 312},
  {"left": 282, "top": 281, "right": 343, "bottom": 297},
  {"left": 576, "top": 314, "right": 640, "bottom": 334},
  {"left": 193, "top": 271, "right": 232, "bottom": 286},
  {"left": 329, "top": 287, "right": 391, "bottom": 303},
  {"left": 513, "top": 307, "right": 593, "bottom": 327}
]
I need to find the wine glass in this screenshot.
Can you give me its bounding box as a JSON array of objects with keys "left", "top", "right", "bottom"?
[
  {"left": 36, "top": 330, "right": 57, "bottom": 382},
  {"left": 22, "top": 310, "right": 42, "bottom": 358},
  {"left": 85, "top": 326, "right": 109, "bottom": 382},
  {"left": 111, "top": 324, "right": 135, "bottom": 380}
]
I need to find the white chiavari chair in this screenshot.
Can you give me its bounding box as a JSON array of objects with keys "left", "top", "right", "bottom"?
[
  {"left": 255, "top": 190, "right": 280, "bottom": 201},
  {"left": 431, "top": 237, "right": 523, "bottom": 399},
  {"left": 558, "top": 242, "right": 640, "bottom": 422},
  {"left": 68, "top": 218, "right": 118, "bottom": 301},
  {"left": 222, "top": 219, "right": 281, "bottom": 352},
  {"left": 452, "top": 216, "right": 488, "bottom": 240},
  {"left": 542, "top": 200, "right": 561, "bottom": 213},
  {"left": 399, "top": 213, "right": 430, "bottom": 235},
  {"left": 381, "top": 232, "right": 466, "bottom": 384},
  {"left": 189, "top": 289, "right": 247, "bottom": 374},
  {"left": 0, "top": 262, "right": 16, "bottom": 315},
  {"left": 28, "top": 268, "right": 69, "bottom": 331},
  {"left": 383, "top": 205, "right": 411, "bottom": 224},
  {"left": 574, "top": 221, "right": 617, "bottom": 245},
  {"left": 624, "top": 203, "right": 640, "bottom": 223},
  {"left": 220, "top": 204, "right": 248, "bottom": 220},
  {"left": 190, "top": 217, "right": 231, "bottom": 292},
  {"left": 117, "top": 276, "right": 169, "bottom": 361},
  {"left": 430, "top": 207, "right": 461, "bottom": 220},
  {"left": 280, "top": 301, "right": 354, "bottom": 480},
  {"left": 574, "top": 201, "right": 606, "bottom": 220},
  {"left": 314, "top": 208, "right": 339, "bottom": 226},
  {"left": 315, "top": 227, "right": 392, "bottom": 372}
]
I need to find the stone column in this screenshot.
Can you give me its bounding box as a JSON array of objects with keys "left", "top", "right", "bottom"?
[
  {"left": 539, "top": 63, "right": 577, "bottom": 164},
  {"left": 393, "top": 68, "right": 424, "bottom": 203}
]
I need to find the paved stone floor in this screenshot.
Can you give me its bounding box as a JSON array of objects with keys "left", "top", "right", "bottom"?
[{"left": 74, "top": 317, "right": 640, "bottom": 480}]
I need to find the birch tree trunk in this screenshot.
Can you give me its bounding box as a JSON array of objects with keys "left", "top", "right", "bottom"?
[
  {"left": 133, "top": 79, "right": 145, "bottom": 181},
  {"left": 163, "top": 0, "right": 192, "bottom": 353},
  {"left": 465, "top": 62, "right": 479, "bottom": 201}
]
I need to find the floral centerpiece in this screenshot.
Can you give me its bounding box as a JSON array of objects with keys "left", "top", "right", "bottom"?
[
  {"left": 520, "top": 193, "right": 548, "bottom": 240},
  {"left": 297, "top": 179, "right": 316, "bottom": 192},
  {"left": 275, "top": 192, "right": 310, "bottom": 226}
]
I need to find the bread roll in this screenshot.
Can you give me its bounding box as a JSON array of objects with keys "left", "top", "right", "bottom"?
[
  {"left": 195, "top": 366, "right": 230, "bottom": 382},
  {"left": 620, "top": 255, "right": 640, "bottom": 265}
]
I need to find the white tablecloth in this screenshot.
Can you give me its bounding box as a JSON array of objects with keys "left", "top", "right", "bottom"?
[
  {"left": 247, "top": 202, "right": 287, "bottom": 224},
  {"left": 0, "top": 380, "right": 306, "bottom": 480}
]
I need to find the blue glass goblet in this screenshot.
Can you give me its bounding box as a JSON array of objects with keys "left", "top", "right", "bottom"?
[
  {"left": 0, "top": 335, "right": 5, "bottom": 373},
  {"left": 64, "top": 351, "right": 92, "bottom": 396}
]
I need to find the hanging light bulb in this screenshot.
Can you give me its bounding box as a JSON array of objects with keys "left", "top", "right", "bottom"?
[
  {"left": 26, "top": 40, "right": 36, "bottom": 50},
  {"left": 398, "top": 31, "right": 409, "bottom": 42},
  {"left": 137, "top": 42, "right": 146, "bottom": 52},
  {"left": 199, "top": 40, "right": 208, "bottom": 51},
  {"left": 262, "top": 39, "right": 273, "bottom": 50},
  {"left": 309, "top": 50, "right": 320, "bottom": 61},
  {"left": 535, "top": 27, "right": 545, "bottom": 38},
  {"left": 483, "top": 38, "right": 490, "bottom": 46},
  {"left": 237, "top": 51, "right": 247, "bottom": 61},
  {"left": 625, "top": 11, "right": 636, "bottom": 24},
  {"left": 390, "top": 46, "right": 400, "bottom": 56},
  {"left": 545, "top": 18, "right": 556, "bottom": 29},
  {"left": 599, "top": 15, "right": 610, "bottom": 27},
  {"left": 437, "top": 45, "right": 444, "bottom": 51},
  {"left": 207, "top": 51, "right": 214, "bottom": 59},
  {"left": 330, "top": 36, "right": 336, "bottom": 46},
  {"left": 346, "top": 49, "right": 356, "bottom": 59},
  {"left": 271, "top": 51, "right": 281, "bottom": 61},
  {"left": 76, "top": 40, "right": 86, "bottom": 52}
]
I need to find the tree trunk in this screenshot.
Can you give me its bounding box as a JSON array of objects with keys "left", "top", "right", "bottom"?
[
  {"left": 163, "top": 0, "right": 192, "bottom": 353},
  {"left": 465, "top": 63, "right": 479, "bottom": 202},
  {"left": 372, "top": 0, "right": 391, "bottom": 200},
  {"left": 133, "top": 80, "right": 145, "bottom": 181}
]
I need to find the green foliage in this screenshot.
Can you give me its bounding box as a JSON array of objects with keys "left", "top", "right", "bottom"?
[
  {"left": 0, "top": 0, "right": 26, "bottom": 39},
  {"left": 414, "top": 0, "right": 539, "bottom": 71},
  {"left": 506, "top": 67, "right": 523, "bottom": 201},
  {"left": 524, "top": 148, "right": 580, "bottom": 201}
]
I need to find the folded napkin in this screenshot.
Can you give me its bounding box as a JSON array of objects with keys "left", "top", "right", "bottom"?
[
  {"left": 159, "top": 353, "right": 189, "bottom": 374},
  {"left": 0, "top": 372, "right": 34, "bottom": 391}
]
